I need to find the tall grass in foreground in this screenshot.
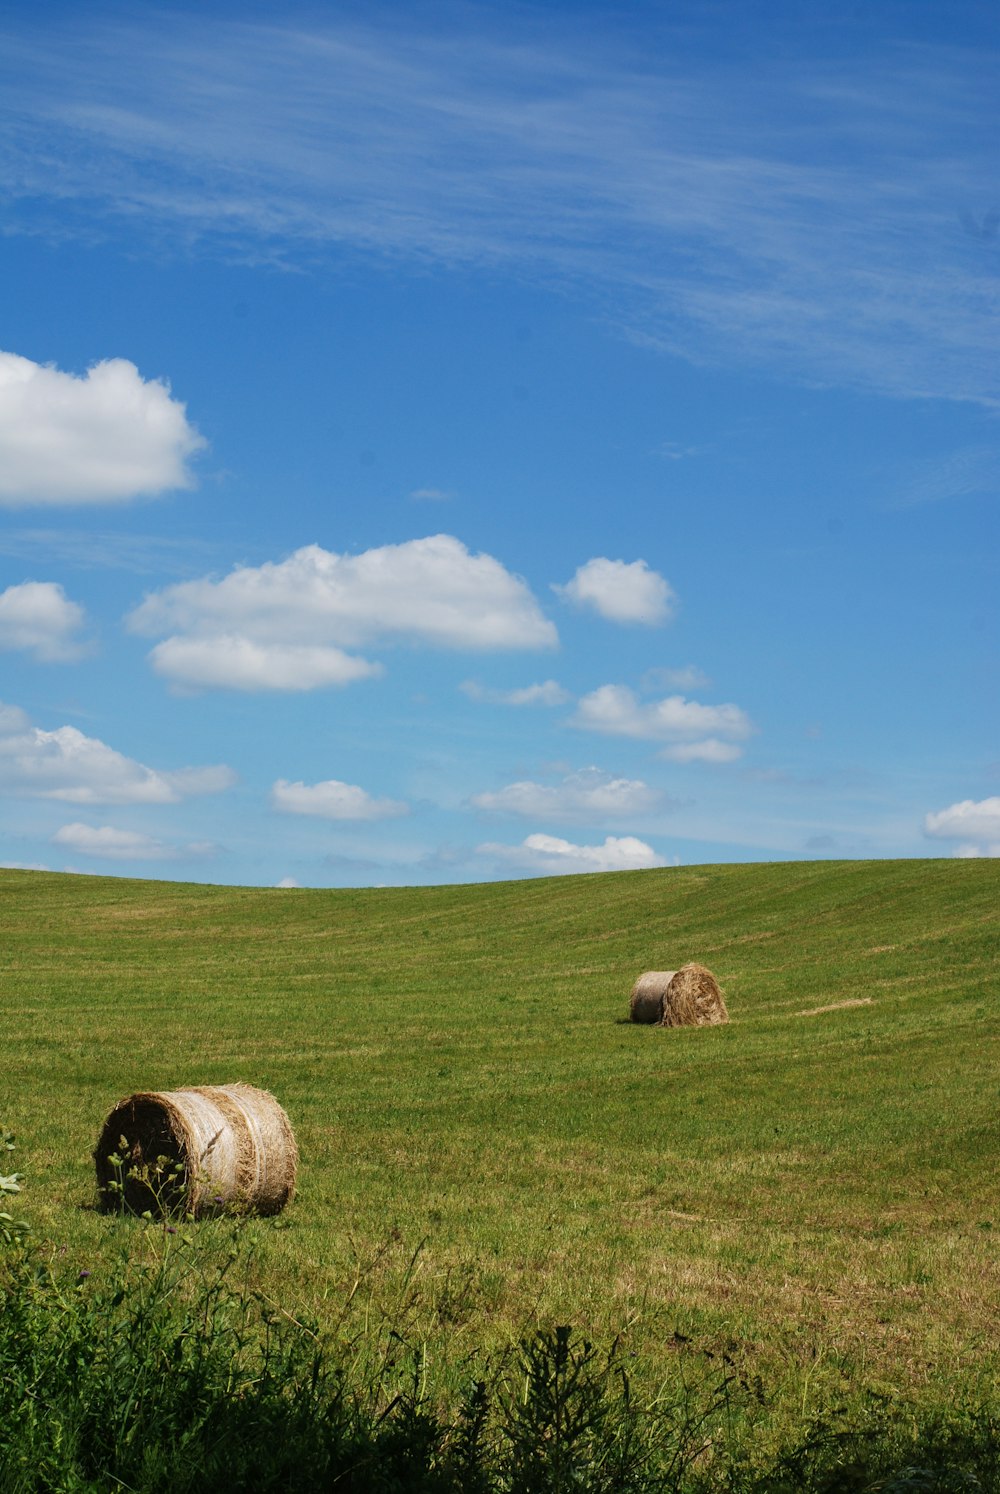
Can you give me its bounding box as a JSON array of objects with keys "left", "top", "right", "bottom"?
[{"left": 2, "top": 1130, "right": 998, "bottom": 1493}]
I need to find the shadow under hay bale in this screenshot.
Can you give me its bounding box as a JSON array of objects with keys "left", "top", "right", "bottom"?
[
  {"left": 629, "top": 964, "right": 728, "bottom": 1028},
  {"left": 94, "top": 1084, "right": 297, "bottom": 1218}
]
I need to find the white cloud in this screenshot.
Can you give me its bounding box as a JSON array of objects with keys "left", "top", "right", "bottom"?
[
  {"left": 477, "top": 832, "right": 667, "bottom": 876},
  {"left": 0, "top": 704, "right": 29, "bottom": 732},
  {"left": 130, "top": 535, "right": 557, "bottom": 691},
  {"left": 0, "top": 701, "right": 235, "bottom": 804},
  {"left": 460, "top": 679, "right": 571, "bottom": 707},
  {"left": 572, "top": 684, "right": 753, "bottom": 747},
  {"left": 4, "top": 17, "right": 996, "bottom": 404},
  {"left": 275, "top": 875, "right": 301, "bottom": 887},
  {"left": 924, "top": 797, "right": 1000, "bottom": 857},
  {"left": 52, "top": 822, "right": 183, "bottom": 860},
  {"left": 555, "top": 558, "right": 675, "bottom": 625},
  {"left": 0, "top": 351, "right": 204, "bottom": 506},
  {"left": 660, "top": 739, "right": 743, "bottom": 764},
  {"left": 659, "top": 443, "right": 703, "bottom": 461},
  {"left": 149, "top": 636, "right": 382, "bottom": 692},
  {"left": 0, "top": 581, "right": 87, "bottom": 661},
  {"left": 0, "top": 860, "right": 50, "bottom": 871},
  {"left": 410, "top": 487, "right": 454, "bottom": 502},
  {"left": 642, "top": 665, "right": 710, "bottom": 692},
  {"left": 271, "top": 778, "right": 409, "bottom": 821},
  {"left": 471, "top": 767, "right": 663, "bottom": 821}
]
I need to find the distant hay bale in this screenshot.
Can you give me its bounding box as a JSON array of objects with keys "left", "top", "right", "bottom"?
[
  {"left": 629, "top": 964, "right": 728, "bottom": 1028},
  {"left": 94, "top": 1083, "right": 297, "bottom": 1218},
  {"left": 629, "top": 970, "right": 677, "bottom": 1023}
]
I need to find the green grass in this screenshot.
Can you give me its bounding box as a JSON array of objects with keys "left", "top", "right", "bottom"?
[{"left": 2, "top": 858, "right": 999, "bottom": 1454}]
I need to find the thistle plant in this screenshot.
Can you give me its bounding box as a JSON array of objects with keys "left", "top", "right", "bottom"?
[
  {"left": 100, "top": 1136, "right": 189, "bottom": 1218},
  {"left": 0, "top": 1125, "right": 28, "bottom": 1245}
]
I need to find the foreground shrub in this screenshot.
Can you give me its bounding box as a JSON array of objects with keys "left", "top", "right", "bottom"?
[{"left": 1, "top": 1129, "right": 998, "bottom": 1493}]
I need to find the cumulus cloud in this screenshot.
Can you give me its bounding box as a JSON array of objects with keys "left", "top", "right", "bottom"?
[
  {"left": 477, "top": 832, "right": 667, "bottom": 876},
  {"left": 460, "top": 679, "right": 571, "bottom": 707},
  {"left": 51, "top": 822, "right": 216, "bottom": 860},
  {"left": 271, "top": 778, "right": 409, "bottom": 821},
  {"left": 149, "top": 636, "right": 382, "bottom": 692},
  {"left": 0, "top": 351, "right": 205, "bottom": 506},
  {"left": 0, "top": 581, "right": 87, "bottom": 661},
  {"left": 0, "top": 700, "right": 235, "bottom": 804},
  {"left": 572, "top": 685, "right": 752, "bottom": 753},
  {"left": 129, "top": 535, "right": 556, "bottom": 691},
  {"left": 275, "top": 875, "right": 301, "bottom": 887},
  {"left": 471, "top": 767, "right": 664, "bottom": 822},
  {"left": 924, "top": 797, "right": 1000, "bottom": 857},
  {"left": 555, "top": 558, "right": 675, "bottom": 625},
  {"left": 660, "top": 739, "right": 743, "bottom": 764},
  {"left": 1, "top": 860, "right": 50, "bottom": 871}
]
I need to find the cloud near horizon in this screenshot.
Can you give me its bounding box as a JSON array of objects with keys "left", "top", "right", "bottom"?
[
  {"left": 470, "top": 767, "right": 665, "bottom": 822},
  {"left": 51, "top": 822, "right": 216, "bottom": 860},
  {"left": 0, "top": 351, "right": 204, "bottom": 506},
  {"left": 0, "top": 701, "right": 235, "bottom": 805},
  {"left": 924, "top": 796, "right": 1000, "bottom": 857},
  {"left": 271, "top": 778, "right": 409, "bottom": 821},
  {"left": 477, "top": 832, "right": 667, "bottom": 876},
  {"left": 129, "top": 535, "right": 557, "bottom": 691}
]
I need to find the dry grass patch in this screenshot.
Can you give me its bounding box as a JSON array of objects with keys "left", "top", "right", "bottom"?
[{"left": 797, "top": 997, "right": 875, "bottom": 1017}]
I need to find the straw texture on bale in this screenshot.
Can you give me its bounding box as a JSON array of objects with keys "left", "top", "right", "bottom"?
[
  {"left": 629, "top": 964, "right": 728, "bottom": 1028},
  {"left": 94, "top": 1083, "right": 297, "bottom": 1218}
]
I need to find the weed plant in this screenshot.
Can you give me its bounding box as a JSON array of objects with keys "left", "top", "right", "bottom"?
[{"left": 2, "top": 1129, "right": 998, "bottom": 1493}]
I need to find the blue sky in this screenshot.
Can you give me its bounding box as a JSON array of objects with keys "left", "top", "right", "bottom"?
[{"left": 0, "top": 0, "right": 997, "bottom": 886}]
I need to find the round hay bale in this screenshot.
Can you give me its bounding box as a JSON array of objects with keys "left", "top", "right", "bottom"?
[
  {"left": 94, "top": 1083, "right": 297, "bottom": 1218},
  {"left": 629, "top": 971, "right": 677, "bottom": 1023},
  {"left": 661, "top": 963, "right": 728, "bottom": 1028}
]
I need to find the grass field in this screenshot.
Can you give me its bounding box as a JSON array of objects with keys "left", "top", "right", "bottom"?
[{"left": 2, "top": 858, "right": 999, "bottom": 1454}]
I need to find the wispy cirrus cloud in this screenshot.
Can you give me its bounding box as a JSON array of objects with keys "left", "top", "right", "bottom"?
[
  {"left": 0, "top": 528, "right": 219, "bottom": 577},
  {"left": 409, "top": 486, "right": 455, "bottom": 502},
  {"left": 0, "top": 14, "right": 996, "bottom": 403},
  {"left": 642, "top": 665, "right": 710, "bottom": 692},
  {"left": 888, "top": 446, "right": 1000, "bottom": 508},
  {"left": 660, "top": 739, "right": 742, "bottom": 764},
  {"left": 460, "top": 679, "right": 570, "bottom": 707}
]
